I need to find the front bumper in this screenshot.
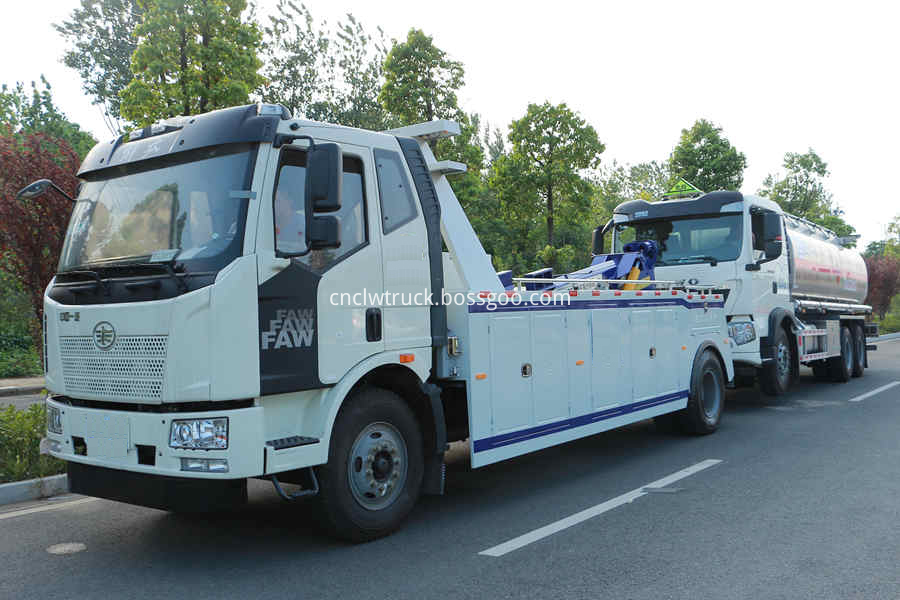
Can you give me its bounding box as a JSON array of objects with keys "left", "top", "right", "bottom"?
[{"left": 45, "top": 396, "right": 265, "bottom": 479}]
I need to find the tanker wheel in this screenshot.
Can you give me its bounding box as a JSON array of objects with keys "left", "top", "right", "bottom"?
[
  {"left": 760, "top": 325, "right": 793, "bottom": 396},
  {"left": 851, "top": 325, "right": 865, "bottom": 378},
  {"left": 811, "top": 361, "right": 830, "bottom": 381},
  {"left": 313, "top": 387, "right": 424, "bottom": 542},
  {"left": 828, "top": 325, "right": 853, "bottom": 383}
]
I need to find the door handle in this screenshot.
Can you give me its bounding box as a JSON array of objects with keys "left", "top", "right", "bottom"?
[{"left": 366, "top": 308, "right": 382, "bottom": 342}]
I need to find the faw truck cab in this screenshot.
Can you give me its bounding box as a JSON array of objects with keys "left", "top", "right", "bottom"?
[
  {"left": 31, "top": 104, "right": 733, "bottom": 541},
  {"left": 598, "top": 191, "right": 872, "bottom": 396}
]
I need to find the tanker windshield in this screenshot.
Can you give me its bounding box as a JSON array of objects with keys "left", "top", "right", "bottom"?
[
  {"left": 59, "top": 144, "right": 255, "bottom": 273},
  {"left": 614, "top": 214, "right": 743, "bottom": 266}
]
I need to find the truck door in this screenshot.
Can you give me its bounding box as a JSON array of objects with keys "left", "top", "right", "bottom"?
[
  {"left": 749, "top": 208, "right": 789, "bottom": 334},
  {"left": 257, "top": 142, "right": 385, "bottom": 393},
  {"left": 372, "top": 147, "right": 432, "bottom": 351}
]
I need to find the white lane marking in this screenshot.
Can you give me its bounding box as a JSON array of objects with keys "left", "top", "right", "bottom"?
[
  {"left": 0, "top": 497, "right": 97, "bottom": 521},
  {"left": 46, "top": 542, "right": 86, "bottom": 555},
  {"left": 848, "top": 381, "right": 900, "bottom": 403},
  {"left": 479, "top": 459, "right": 722, "bottom": 557}
]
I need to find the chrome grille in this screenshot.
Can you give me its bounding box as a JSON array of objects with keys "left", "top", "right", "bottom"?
[{"left": 59, "top": 335, "right": 167, "bottom": 401}]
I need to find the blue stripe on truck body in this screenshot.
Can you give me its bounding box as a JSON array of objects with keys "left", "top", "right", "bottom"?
[{"left": 472, "top": 390, "right": 689, "bottom": 453}]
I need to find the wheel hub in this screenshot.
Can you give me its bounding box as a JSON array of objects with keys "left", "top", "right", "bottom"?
[{"left": 348, "top": 422, "right": 408, "bottom": 510}]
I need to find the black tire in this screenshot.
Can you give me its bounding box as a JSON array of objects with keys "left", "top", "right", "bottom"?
[
  {"left": 828, "top": 325, "right": 853, "bottom": 383},
  {"left": 760, "top": 325, "right": 794, "bottom": 396},
  {"left": 679, "top": 349, "right": 725, "bottom": 435},
  {"left": 851, "top": 324, "right": 865, "bottom": 378},
  {"left": 313, "top": 387, "right": 424, "bottom": 542}
]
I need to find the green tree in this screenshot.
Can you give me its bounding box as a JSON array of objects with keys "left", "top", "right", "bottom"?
[
  {"left": 668, "top": 119, "right": 746, "bottom": 192},
  {"left": 259, "top": 4, "right": 390, "bottom": 129},
  {"left": 380, "top": 28, "right": 464, "bottom": 145},
  {"left": 758, "top": 149, "right": 856, "bottom": 245},
  {"left": 54, "top": 0, "right": 144, "bottom": 134},
  {"left": 0, "top": 77, "right": 96, "bottom": 159},
  {"left": 503, "top": 102, "right": 605, "bottom": 247},
  {"left": 120, "top": 0, "right": 264, "bottom": 126}
]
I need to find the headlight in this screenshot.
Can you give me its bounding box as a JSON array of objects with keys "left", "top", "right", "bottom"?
[
  {"left": 169, "top": 418, "right": 228, "bottom": 449},
  {"left": 728, "top": 321, "right": 757, "bottom": 346},
  {"left": 47, "top": 403, "right": 62, "bottom": 434}
]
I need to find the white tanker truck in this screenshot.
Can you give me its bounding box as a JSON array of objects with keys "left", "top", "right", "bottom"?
[{"left": 597, "top": 192, "right": 874, "bottom": 396}]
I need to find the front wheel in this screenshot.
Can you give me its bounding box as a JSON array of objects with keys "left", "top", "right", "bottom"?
[
  {"left": 314, "top": 387, "right": 424, "bottom": 542},
  {"left": 760, "top": 325, "right": 794, "bottom": 396}
]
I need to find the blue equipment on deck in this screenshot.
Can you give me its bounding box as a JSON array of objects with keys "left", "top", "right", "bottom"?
[{"left": 506, "top": 240, "right": 659, "bottom": 291}]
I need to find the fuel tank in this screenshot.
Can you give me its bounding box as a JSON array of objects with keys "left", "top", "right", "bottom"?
[{"left": 786, "top": 217, "right": 868, "bottom": 304}]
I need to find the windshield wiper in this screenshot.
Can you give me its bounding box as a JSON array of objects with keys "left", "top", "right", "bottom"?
[
  {"left": 670, "top": 255, "right": 719, "bottom": 266},
  {"left": 63, "top": 270, "right": 111, "bottom": 295}
]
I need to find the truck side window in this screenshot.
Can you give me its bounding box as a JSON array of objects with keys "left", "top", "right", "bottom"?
[
  {"left": 373, "top": 149, "right": 417, "bottom": 234},
  {"left": 273, "top": 148, "right": 368, "bottom": 272},
  {"left": 751, "top": 211, "right": 765, "bottom": 252}
]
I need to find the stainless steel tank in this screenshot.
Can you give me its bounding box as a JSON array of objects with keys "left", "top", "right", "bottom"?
[{"left": 786, "top": 216, "right": 868, "bottom": 304}]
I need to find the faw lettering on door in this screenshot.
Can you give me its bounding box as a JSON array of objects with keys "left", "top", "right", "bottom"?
[{"left": 261, "top": 308, "right": 315, "bottom": 350}]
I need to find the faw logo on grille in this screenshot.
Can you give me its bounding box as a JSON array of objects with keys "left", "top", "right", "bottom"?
[{"left": 92, "top": 321, "right": 116, "bottom": 350}]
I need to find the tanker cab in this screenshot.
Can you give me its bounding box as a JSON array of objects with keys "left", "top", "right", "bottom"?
[
  {"left": 745, "top": 205, "right": 791, "bottom": 343},
  {"left": 255, "top": 128, "right": 433, "bottom": 395}
]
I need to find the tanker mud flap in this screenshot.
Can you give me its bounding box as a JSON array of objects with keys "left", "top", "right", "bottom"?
[{"left": 420, "top": 382, "right": 447, "bottom": 496}]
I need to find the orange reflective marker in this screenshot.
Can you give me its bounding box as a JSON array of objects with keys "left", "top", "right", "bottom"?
[
  {"left": 575, "top": 360, "right": 585, "bottom": 366},
  {"left": 681, "top": 345, "right": 687, "bottom": 351},
  {"left": 475, "top": 373, "right": 487, "bottom": 380},
  {"left": 399, "top": 354, "right": 414, "bottom": 363}
]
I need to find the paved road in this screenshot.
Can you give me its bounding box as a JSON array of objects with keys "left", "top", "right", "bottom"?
[
  {"left": 3, "top": 339, "right": 900, "bottom": 599},
  {"left": 1, "top": 392, "right": 45, "bottom": 411}
]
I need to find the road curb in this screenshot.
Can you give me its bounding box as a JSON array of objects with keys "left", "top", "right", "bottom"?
[
  {"left": 0, "top": 474, "right": 68, "bottom": 506},
  {"left": 0, "top": 385, "right": 45, "bottom": 398}
]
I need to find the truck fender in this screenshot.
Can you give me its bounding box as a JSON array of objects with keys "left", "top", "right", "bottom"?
[
  {"left": 760, "top": 308, "right": 794, "bottom": 364},
  {"left": 693, "top": 340, "right": 733, "bottom": 383},
  {"left": 315, "top": 350, "right": 431, "bottom": 464}
]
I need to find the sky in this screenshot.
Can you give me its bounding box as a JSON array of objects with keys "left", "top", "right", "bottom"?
[{"left": 2, "top": 0, "right": 898, "bottom": 248}]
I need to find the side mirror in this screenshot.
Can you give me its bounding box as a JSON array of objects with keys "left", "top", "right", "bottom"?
[
  {"left": 307, "top": 216, "right": 340, "bottom": 250},
  {"left": 764, "top": 240, "right": 782, "bottom": 260},
  {"left": 591, "top": 226, "right": 604, "bottom": 256},
  {"left": 306, "top": 143, "right": 341, "bottom": 213},
  {"left": 16, "top": 178, "right": 75, "bottom": 202}
]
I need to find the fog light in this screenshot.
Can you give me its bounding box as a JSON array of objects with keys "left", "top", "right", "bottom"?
[
  {"left": 40, "top": 438, "right": 61, "bottom": 455},
  {"left": 169, "top": 418, "right": 228, "bottom": 449},
  {"left": 180, "top": 458, "right": 229, "bottom": 473},
  {"left": 46, "top": 403, "right": 63, "bottom": 434}
]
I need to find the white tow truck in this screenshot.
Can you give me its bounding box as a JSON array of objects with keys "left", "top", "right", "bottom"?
[
  {"left": 30, "top": 104, "right": 732, "bottom": 540},
  {"left": 597, "top": 192, "right": 874, "bottom": 397}
]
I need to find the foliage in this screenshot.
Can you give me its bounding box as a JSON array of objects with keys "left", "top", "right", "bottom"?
[
  {"left": 0, "top": 404, "right": 65, "bottom": 484},
  {"left": 668, "top": 119, "right": 746, "bottom": 193},
  {"left": 54, "top": 0, "right": 144, "bottom": 134},
  {"left": 864, "top": 254, "right": 900, "bottom": 320},
  {"left": 121, "top": 0, "right": 264, "bottom": 126},
  {"left": 0, "top": 77, "right": 97, "bottom": 159},
  {"left": 758, "top": 149, "right": 856, "bottom": 245},
  {"left": 0, "top": 346, "right": 43, "bottom": 378},
  {"left": 502, "top": 102, "right": 604, "bottom": 248},
  {"left": 380, "top": 28, "right": 464, "bottom": 140},
  {"left": 877, "top": 295, "right": 900, "bottom": 333},
  {"left": 0, "top": 131, "right": 81, "bottom": 350},
  {"left": 259, "top": 3, "right": 391, "bottom": 130}
]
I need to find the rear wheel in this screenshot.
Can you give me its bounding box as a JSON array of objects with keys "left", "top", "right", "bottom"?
[
  {"left": 314, "top": 387, "right": 423, "bottom": 542},
  {"left": 760, "top": 325, "right": 793, "bottom": 396},
  {"left": 828, "top": 325, "right": 853, "bottom": 383},
  {"left": 679, "top": 349, "right": 725, "bottom": 435},
  {"left": 851, "top": 324, "right": 865, "bottom": 378}
]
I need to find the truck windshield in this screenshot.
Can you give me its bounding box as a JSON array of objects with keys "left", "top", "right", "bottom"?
[
  {"left": 613, "top": 213, "right": 743, "bottom": 265},
  {"left": 59, "top": 143, "right": 256, "bottom": 274}
]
